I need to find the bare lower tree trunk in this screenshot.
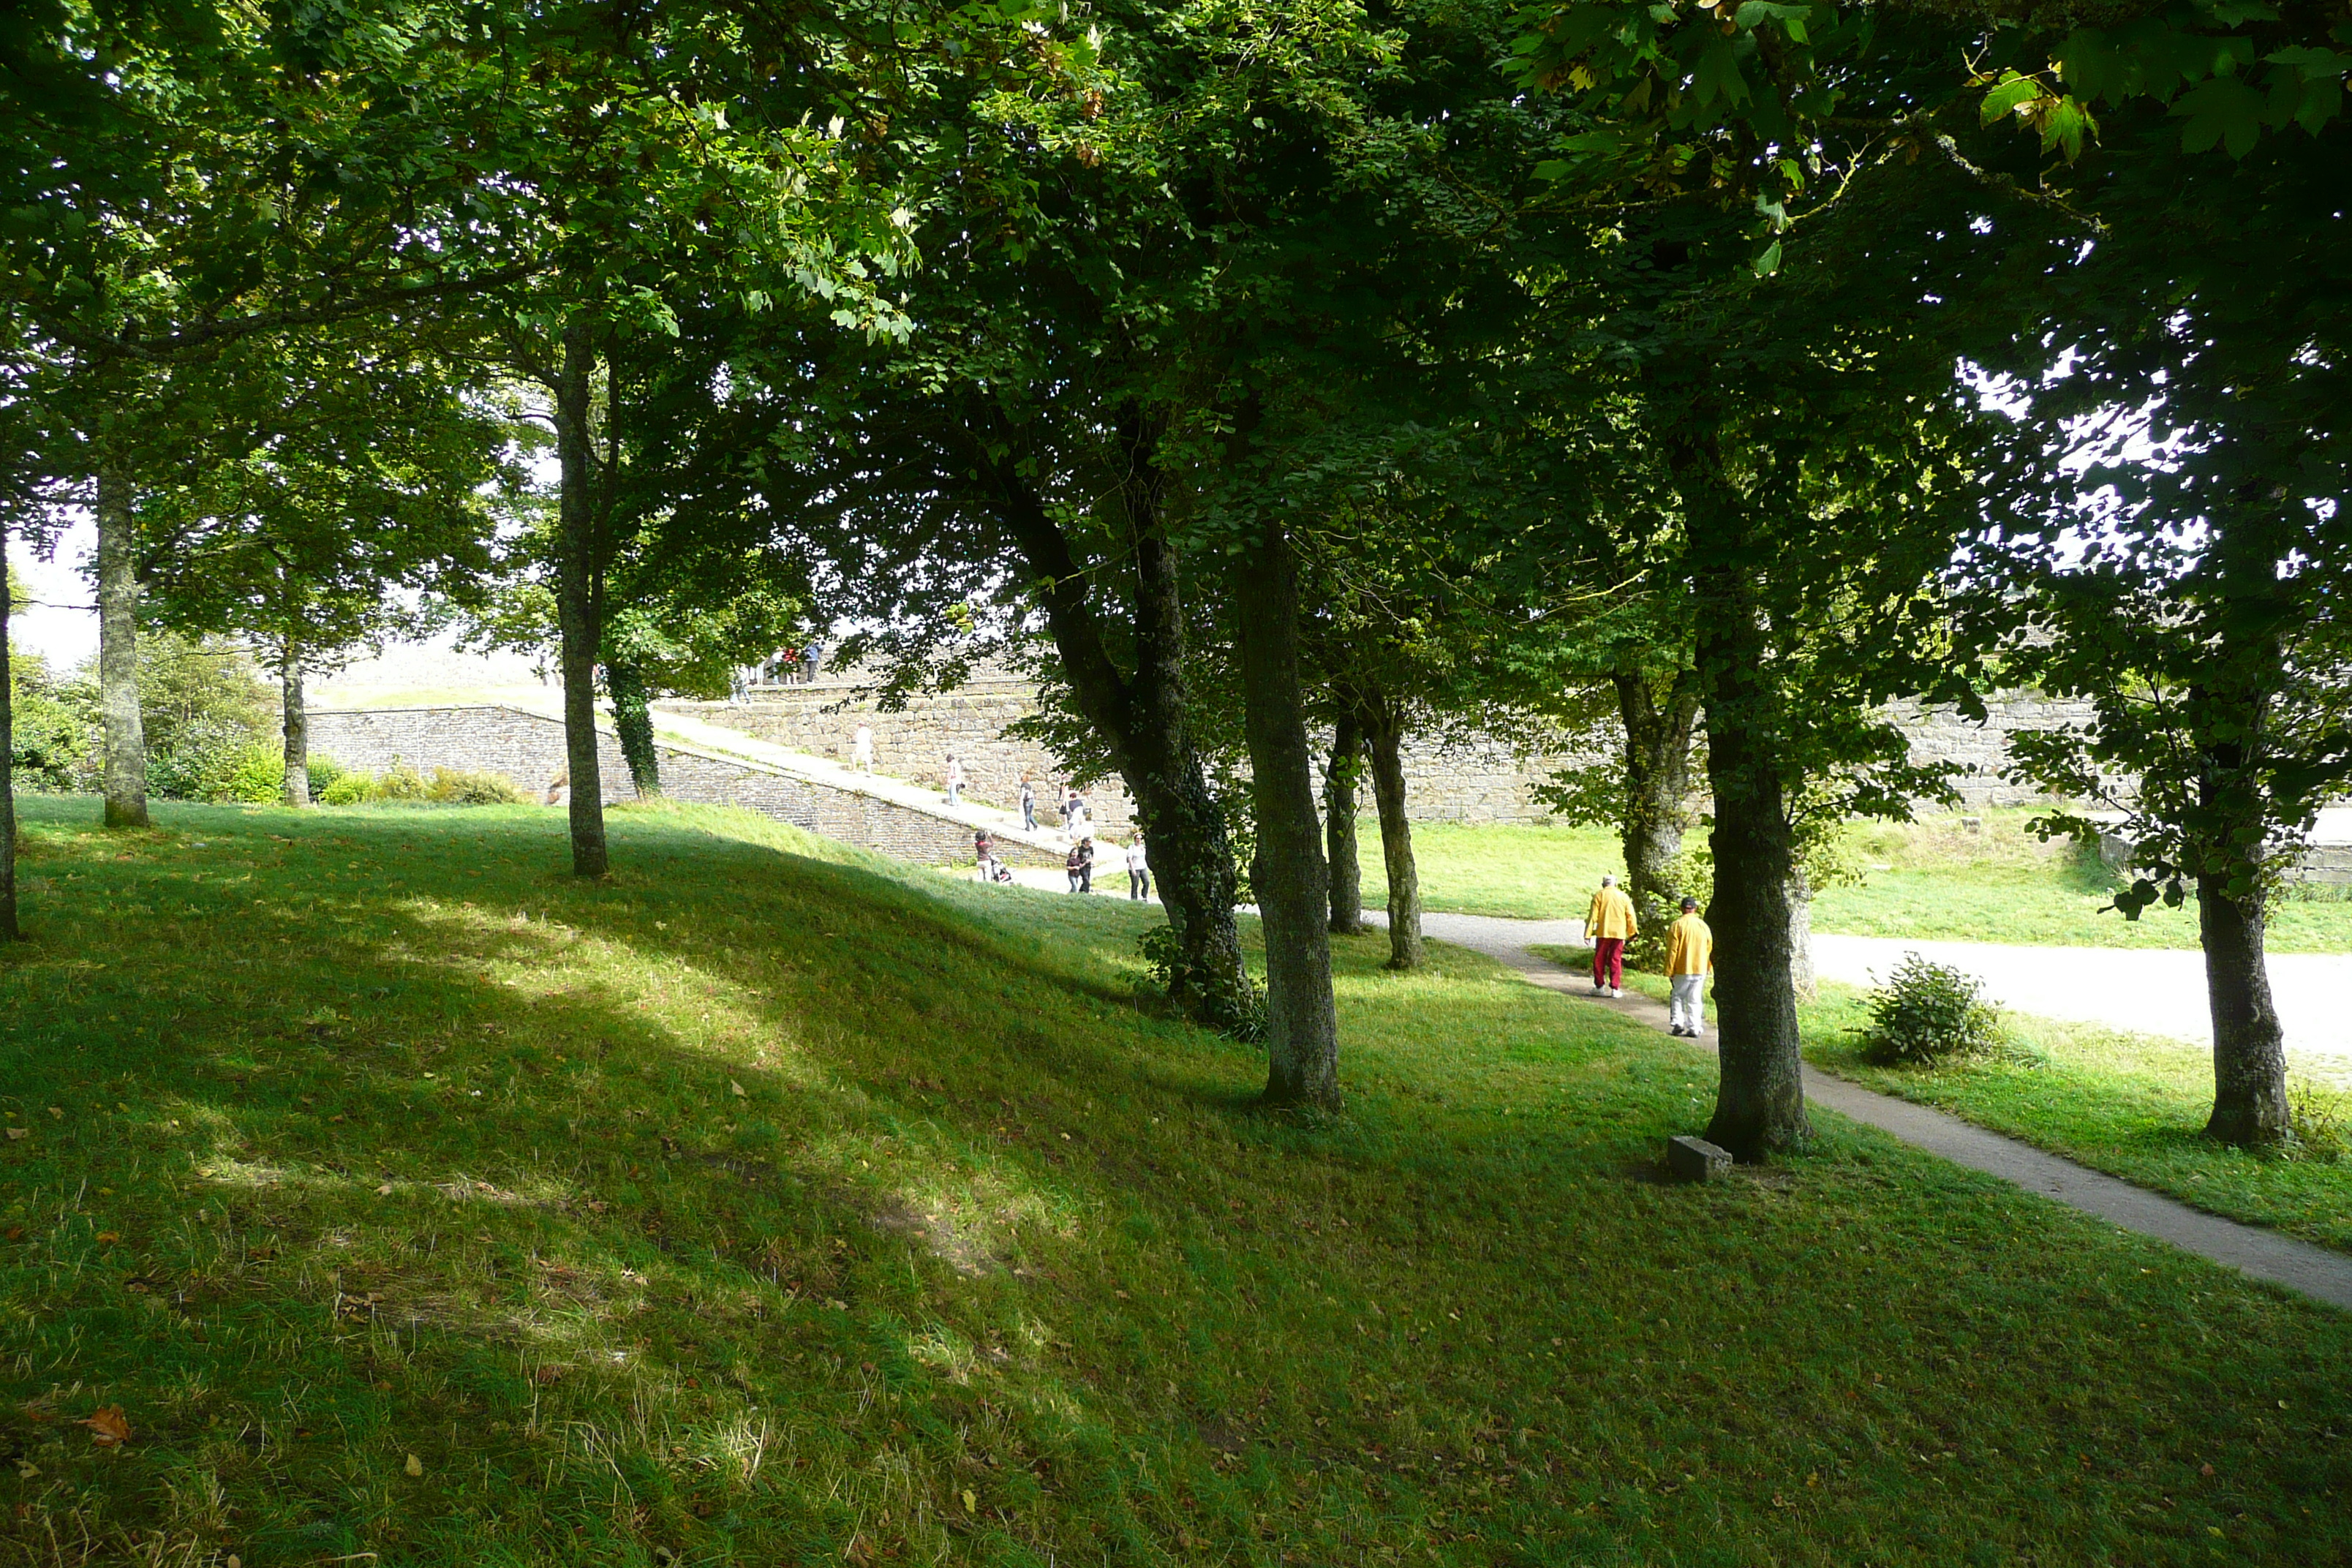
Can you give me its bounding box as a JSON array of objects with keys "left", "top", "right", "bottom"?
[
  {"left": 1325, "top": 711, "right": 1365, "bottom": 935},
  {"left": 1, "top": 528, "right": 17, "bottom": 940},
  {"left": 2199, "top": 875, "right": 2288, "bottom": 1144},
  {"left": 1785, "top": 867, "right": 1816, "bottom": 1000},
  {"left": 279, "top": 641, "right": 310, "bottom": 807},
  {"left": 552, "top": 320, "right": 609, "bottom": 876},
  {"left": 1696, "top": 563, "right": 1811, "bottom": 1161},
  {"left": 95, "top": 468, "right": 148, "bottom": 829},
  {"left": 976, "top": 421, "right": 1252, "bottom": 1031},
  {"left": 1235, "top": 522, "right": 1338, "bottom": 1110},
  {"left": 1614, "top": 666, "right": 1700, "bottom": 958},
  {"left": 606, "top": 657, "right": 660, "bottom": 796},
  {"left": 1362, "top": 704, "right": 1422, "bottom": 971}
]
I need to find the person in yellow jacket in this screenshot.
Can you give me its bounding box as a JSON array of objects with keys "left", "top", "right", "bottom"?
[
  {"left": 1665, "top": 895, "right": 1714, "bottom": 1037},
  {"left": 1585, "top": 874, "right": 1637, "bottom": 997}
]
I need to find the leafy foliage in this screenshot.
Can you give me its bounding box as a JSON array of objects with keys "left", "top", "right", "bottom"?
[{"left": 1861, "top": 953, "right": 2006, "bottom": 1066}]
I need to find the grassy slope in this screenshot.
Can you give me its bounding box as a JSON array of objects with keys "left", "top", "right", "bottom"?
[
  {"left": 1534, "top": 945, "right": 2352, "bottom": 1257},
  {"left": 4, "top": 798, "right": 2351, "bottom": 1567},
  {"left": 1370, "top": 813, "right": 2352, "bottom": 951}
]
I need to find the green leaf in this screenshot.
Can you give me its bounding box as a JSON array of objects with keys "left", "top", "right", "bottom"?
[
  {"left": 1692, "top": 38, "right": 1752, "bottom": 106},
  {"left": 2173, "top": 74, "right": 2266, "bottom": 154},
  {"left": 1752, "top": 238, "right": 1783, "bottom": 276},
  {"left": 1980, "top": 70, "right": 2043, "bottom": 125}
]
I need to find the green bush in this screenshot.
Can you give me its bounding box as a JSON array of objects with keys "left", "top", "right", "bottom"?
[
  {"left": 304, "top": 754, "right": 349, "bottom": 803},
  {"left": 1137, "top": 924, "right": 1267, "bottom": 1044},
  {"left": 211, "top": 743, "right": 285, "bottom": 804},
  {"left": 318, "top": 770, "right": 374, "bottom": 805},
  {"left": 373, "top": 761, "right": 432, "bottom": 802},
  {"left": 427, "top": 766, "right": 527, "bottom": 805},
  {"left": 1862, "top": 952, "right": 2005, "bottom": 1066}
]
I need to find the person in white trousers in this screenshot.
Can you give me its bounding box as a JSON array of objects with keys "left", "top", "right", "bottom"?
[
  {"left": 851, "top": 723, "right": 875, "bottom": 774},
  {"left": 945, "top": 753, "right": 965, "bottom": 806},
  {"left": 1665, "top": 895, "right": 1714, "bottom": 1038}
]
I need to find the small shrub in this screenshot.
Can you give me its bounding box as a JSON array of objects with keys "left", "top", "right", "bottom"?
[
  {"left": 304, "top": 754, "right": 349, "bottom": 803},
  {"left": 1137, "top": 924, "right": 1267, "bottom": 1044},
  {"left": 1862, "top": 952, "right": 2005, "bottom": 1066},
  {"left": 428, "top": 766, "right": 528, "bottom": 805},
  {"left": 2285, "top": 1079, "right": 2350, "bottom": 1164},
  {"left": 212, "top": 744, "right": 286, "bottom": 804},
  {"left": 318, "top": 770, "right": 374, "bottom": 806},
  {"left": 373, "top": 761, "right": 431, "bottom": 802}
]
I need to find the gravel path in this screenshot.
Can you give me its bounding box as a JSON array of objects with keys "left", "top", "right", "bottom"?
[{"left": 1374, "top": 909, "right": 2352, "bottom": 1313}]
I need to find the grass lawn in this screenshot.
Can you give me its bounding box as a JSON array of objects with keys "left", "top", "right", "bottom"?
[
  {"left": 6, "top": 795, "right": 2352, "bottom": 1567},
  {"left": 1373, "top": 812, "right": 2352, "bottom": 951},
  {"left": 1533, "top": 944, "right": 2352, "bottom": 1259}
]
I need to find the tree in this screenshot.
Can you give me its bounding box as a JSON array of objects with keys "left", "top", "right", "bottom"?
[
  {"left": 138, "top": 331, "right": 502, "bottom": 804},
  {"left": 421, "top": 0, "right": 916, "bottom": 876},
  {"left": 1, "top": 1, "right": 539, "bottom": 832},
  {"left": 1969, "top": 112, "right": 2352, "bottom": 1148}
]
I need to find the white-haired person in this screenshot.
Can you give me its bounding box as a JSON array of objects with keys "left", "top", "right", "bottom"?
[{"left": 1585, "top": 873, "right": 1637, "bottom": 998}]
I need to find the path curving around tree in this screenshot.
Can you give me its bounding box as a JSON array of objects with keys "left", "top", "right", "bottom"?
[{"left": 1372, "top": 910, "right": 2352, "bottom": 1314}]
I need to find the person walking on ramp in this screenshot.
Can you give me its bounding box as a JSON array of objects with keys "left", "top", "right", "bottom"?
[
  {"left": 1586, "top": 873, "right": 1637, "bottom": 998},
  {"left": 1665, "top": 895, "right": 1713, "bottom": 1036},
  {"left": 1019, "top": 774, "right": 1037, "bottom": 831}
]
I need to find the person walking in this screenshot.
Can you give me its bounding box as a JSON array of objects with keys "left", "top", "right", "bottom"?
[
  {"left": 851, "top": 722, "right": 874, "bottom": 774},
  {"left": 1586, "top": 873, "right": 1637, "bottom": 998},
  {"left": 1664, "top": 895, "right": 1714, "bottom": 1036},
  {"left": 1126, "top": 834, "right": 1150, "bottom": 900},
  {"left": 1066, "top": 836, "right": 1095, "bottom": 894},
  {"left": 944, "top": 753, "right": 965, "bottom": 807},
  {"left": 1019, "top": 774, "right": 1037, "bottom": 831},
  {"left": 1059, "top": 786, "right": 1080, "bottom": 834}
]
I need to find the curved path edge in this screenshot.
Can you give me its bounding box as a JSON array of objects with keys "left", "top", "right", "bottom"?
[{"left": 1390, "top": 909, "right": 2352, "bottom": 1314}]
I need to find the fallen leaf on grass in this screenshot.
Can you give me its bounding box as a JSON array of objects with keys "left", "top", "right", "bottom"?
[
  {"left": 729, "top": 1080, "right": 747, "bottom": 1098},
  {"left": 961, "top": 1488, "right": 978, "bottom": 1515},
  {"left": 404, "top": 1453, "right": 424, "bottom": 1477},
  {"left": 4, "top": 1128, "right": 24, "bottom": 1142},
  {"left": 94, "top": 1232, "right": 121, "bottom": 1244},
  {"left": 80, "top": 1407, "right": 131, "bottom": 1446},
  {"left": 376, "top": 1183, "right": 395, "bottom": 1196}
]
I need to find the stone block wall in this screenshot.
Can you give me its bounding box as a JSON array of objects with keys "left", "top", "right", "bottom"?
[
  {"left": 658, "top": 680, "right": 1140, "bottom": 832},
  {"left": 660, "top": 686, "right": 1587, "bottom": 829},
  {"left": 306, "top": 706, "right": 1064, "bottom": 867},
  {"left": 1881, "top": 694, "right": 2111, "bottom": 809}
]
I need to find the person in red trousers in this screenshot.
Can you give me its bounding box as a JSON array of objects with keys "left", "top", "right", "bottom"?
[{"left": 1586, "top": 874, "right": 1637, "bottom": 998}]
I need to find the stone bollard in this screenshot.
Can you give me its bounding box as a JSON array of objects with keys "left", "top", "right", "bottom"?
[{"left": 1665, "top": 1134, "right": 1732, "bottom": 1183}]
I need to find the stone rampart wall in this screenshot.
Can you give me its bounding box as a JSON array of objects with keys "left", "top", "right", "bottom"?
[
  {"left": 306, "top": 706, "right": 1064, "bottom": 867},
  {"left": 658, "top": 687, "right": 1587, "bottom": 829},
  {"left": 664, "top": 683, "right": 2106, "bottom": 824}
]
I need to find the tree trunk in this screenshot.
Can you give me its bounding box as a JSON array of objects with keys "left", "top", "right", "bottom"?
[
  {"left": 551, "top": 320, "right": 609, "bottom": 876},
  {"left": 2198, "top": 874, "right": 2289, "bottom": 1145},
  {"left": 1233, "top": 521, "right": 1339, "bottom": 1110},
  {"left": 975, "top": 423, "right": 1251, "bottom": 1031},
  {"left": 606, "top": 657, "right": 660, "bottom": 796},
  {"left": 1785, "top": 866, "right": 1816, "bottom": 1000},
  {"left": 1614, "top": 666, "right": 1700, "bottom": 960},
  {"left": 1, "top": 526, "right": 17, "bottom": 941},
  {"left": 1362, "top": 704, "right": 1422, "bottom": 970},
  {"left": 95, "top": 467, "right": 148, "bottom": 829},
  {"left": 1695, "top": 562, "right": 1812, "bottom": 1160},
  {"left": 279, "top": 641, "right": 310, "bottom": 807},
  {"left": 1325, "top": 710, "right": 1365, "bottom": 934}
]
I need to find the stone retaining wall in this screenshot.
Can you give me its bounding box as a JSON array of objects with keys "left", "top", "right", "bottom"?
[
  {"left": 305, "top": 706, "right": 1065, "bottom": 867},
  {"left": 663, "top": 683, "right": 2105, "bottom": 824},
  {"left": 658, "top": 687, "right": 1588, "bottom": 829}
]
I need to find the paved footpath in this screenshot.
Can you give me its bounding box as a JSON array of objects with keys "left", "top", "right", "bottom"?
[{"left": 1382, "top": 910, "right": 2352, "bottom": 1313}]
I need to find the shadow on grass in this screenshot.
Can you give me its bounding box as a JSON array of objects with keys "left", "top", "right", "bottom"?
[{"left": 7, "top": 796, "right": 2352, "bottom": 1568}]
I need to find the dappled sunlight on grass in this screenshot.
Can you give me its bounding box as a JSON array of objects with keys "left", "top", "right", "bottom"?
[{"left": 4, "top": 796, "right": 2352, "bottom": 1565}]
